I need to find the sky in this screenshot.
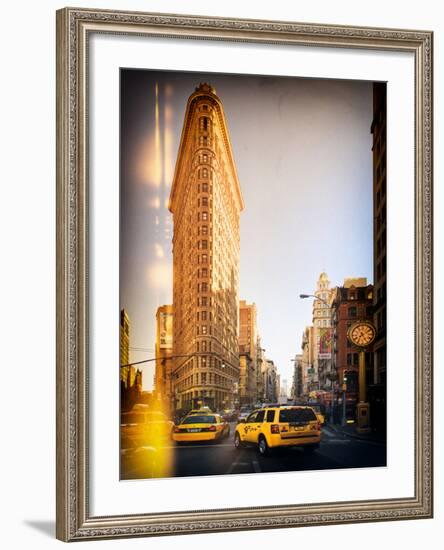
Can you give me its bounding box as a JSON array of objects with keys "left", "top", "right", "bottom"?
[{"left": 120, "top": 69, "right": 374, "bottom": 391}]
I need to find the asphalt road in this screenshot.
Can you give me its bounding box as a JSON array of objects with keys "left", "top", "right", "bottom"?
[{"left": 121, "top": 423, "right": 386, "bottom": 480}]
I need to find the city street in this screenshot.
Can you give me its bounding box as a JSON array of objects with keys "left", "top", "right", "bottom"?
[{"left": 121, "top": 423, "right": 386, "bottom": 480}]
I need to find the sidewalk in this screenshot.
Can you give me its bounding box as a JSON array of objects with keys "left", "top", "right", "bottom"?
[{"left": 327, "top": 423, "right": 387, "bottom": 445}]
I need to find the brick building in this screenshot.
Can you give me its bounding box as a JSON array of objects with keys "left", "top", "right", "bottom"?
[{"left": 331, "top": 278, "right": 374, "bottom": 407}]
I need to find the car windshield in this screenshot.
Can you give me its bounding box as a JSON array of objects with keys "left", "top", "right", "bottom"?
[
  {"left": 279, "top": 408, "right": 317, "bottom": 423},
  {"left": 181, "top": 415, "right": 216, "bottom": 424}
]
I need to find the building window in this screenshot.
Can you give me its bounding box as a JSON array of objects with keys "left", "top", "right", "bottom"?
[
  {"left": 202, "top": 212, "right": 208, "bottom": 221},
  {"left": 201, "top": 325, "right": 207, "bottom": 334},
  {"left": 202, "top": 197, "right": 208, "bottom": 207},
  {"left": 201, "top": 254, "right": 208, "bottom": 263},
  {"left": 349, "top": 306, "right": 357, "bottom": 317},
  {"left": 201, "top": 225, "right": 208, "bottom": 235},
  {"left": 202, "top": 182, "right": 208, "bottom": 193}
]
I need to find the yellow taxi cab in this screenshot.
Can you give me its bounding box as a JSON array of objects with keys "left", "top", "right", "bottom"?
[
  {"left": 172, "top": 413, "right": 230, "bottom": 444},
  {"left": 234, "top": 406, "right": 321, "bottom": 456},
  {"left": 184, "top": 406, "right": 213, "bottom": 417}
]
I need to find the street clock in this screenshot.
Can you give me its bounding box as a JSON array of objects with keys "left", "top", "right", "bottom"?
[{"left": 347, "top": 321, "right": 376, "bottom": 348}]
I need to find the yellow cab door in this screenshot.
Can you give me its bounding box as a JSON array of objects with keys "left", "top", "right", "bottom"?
[{"left": 244, "top": 410, "right": 265, "bottom": 443}]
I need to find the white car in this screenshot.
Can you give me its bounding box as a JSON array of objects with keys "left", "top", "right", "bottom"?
[{"left": 238, "top": 407, "right": 252, "bottom": 422}]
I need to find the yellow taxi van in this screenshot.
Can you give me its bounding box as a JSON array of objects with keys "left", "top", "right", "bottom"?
[{"left": 234, "top": 405, "right": 321, "bottom": 456}]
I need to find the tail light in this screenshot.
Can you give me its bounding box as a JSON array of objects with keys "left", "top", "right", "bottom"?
[
  {"left": 173, "top": 426, "right": 180, "bottom": 433},
  {"left": 270, "top": 424, "right": 280, "bottom": 434},
  {"left": 312, "top": 422, "right": 321, "bottom": 431},
  {"left": 209, "top": 425, "right": 217, "bottom": 432}
]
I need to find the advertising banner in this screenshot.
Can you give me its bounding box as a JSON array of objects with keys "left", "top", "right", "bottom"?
[
  {"left": 159, "top": 311, "right": 173, "bottom": 349},
  {"left": 318, "top": 327, "right": 332, "bottom": 359}
]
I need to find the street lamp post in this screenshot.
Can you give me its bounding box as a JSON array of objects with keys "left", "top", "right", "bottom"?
[
  {"left": 121, "top": 353, "right": 196, "bottom": 416},
  {"left": 346, "top": 321, "right": 377, "bottom": 433},
  {"left": 121, "top": 351, "right": 235, "bottom": 414},
  {"left": 342, "top": 375, "right": 348, "bottom": 426}
]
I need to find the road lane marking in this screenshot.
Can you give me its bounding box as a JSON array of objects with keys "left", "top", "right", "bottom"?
[
  {"left": 162, "top": 443, "right": 234, "bottom": 449},
  {"left": 322, "top": 427, "right": 338, "bottom": 437},
  {"left": 352, "top": 439, "right": 386, "bottom": 447},
  {"left": 321, "top": 439, "right": 351, "bottom": 444},
  {"left": 252, "top": 459, "right": 261, "bottom": 473},
  {"left": 226, "top": 453, "right": 250, "bottom": 474},
  {"left": 226, "top": 461, "right": 239, "bottom": 475}
]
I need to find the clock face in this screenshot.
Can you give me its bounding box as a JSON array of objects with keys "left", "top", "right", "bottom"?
[{"left": 348, "top": 322, "right": 376, "bottom": 347}]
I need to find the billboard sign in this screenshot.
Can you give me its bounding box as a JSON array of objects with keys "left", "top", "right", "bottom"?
[
  {"left": 318, "top": 327, "right": 332, "bottom": 359},
  {"left": 159, "top": 311, "right": 173, "bottom": 349}
]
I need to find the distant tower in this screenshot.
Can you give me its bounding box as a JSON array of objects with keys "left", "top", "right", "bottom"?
[
  {"left": 120, "top": 309, "right": 130, "bottom": 367},
  {"left": 312, "top": 273, "right": 335, "bottom": 390},
  {"left": 239, "top": 300, "right": 257, "bottom": 405},
  {"left": 169, "top": 83, "right": 244, "bottom": 411},
  {"left": 120, "top": 309, "right": 135, "bottom": 390}
]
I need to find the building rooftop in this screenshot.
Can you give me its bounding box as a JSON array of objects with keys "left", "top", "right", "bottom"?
[
  {"left": 195, "top": 82, "right": 216, "bottom": 95},
  {"left": 343, "top": 277, "right": 368, "bottom": 288}
]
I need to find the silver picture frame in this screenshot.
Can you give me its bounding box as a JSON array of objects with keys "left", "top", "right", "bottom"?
[{"left": 56, "top": 7, "right": 433, "bottom": 541}]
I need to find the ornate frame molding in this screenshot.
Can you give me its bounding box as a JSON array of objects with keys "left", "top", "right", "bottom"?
[{"left": 56, "top": 7, "right": 433, "bottom": 542}]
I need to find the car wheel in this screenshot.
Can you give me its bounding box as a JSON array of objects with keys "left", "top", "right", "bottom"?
[
  {"left": 234, "top": 432, "right": 244, "bottom": 449},
  {"left": 258, "top": 435, "right": 270, "bottom": 456}
]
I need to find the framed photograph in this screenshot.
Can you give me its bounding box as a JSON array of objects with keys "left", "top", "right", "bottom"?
[{"left": 56, "top": 7, "right": 433, "bottom": 541}]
